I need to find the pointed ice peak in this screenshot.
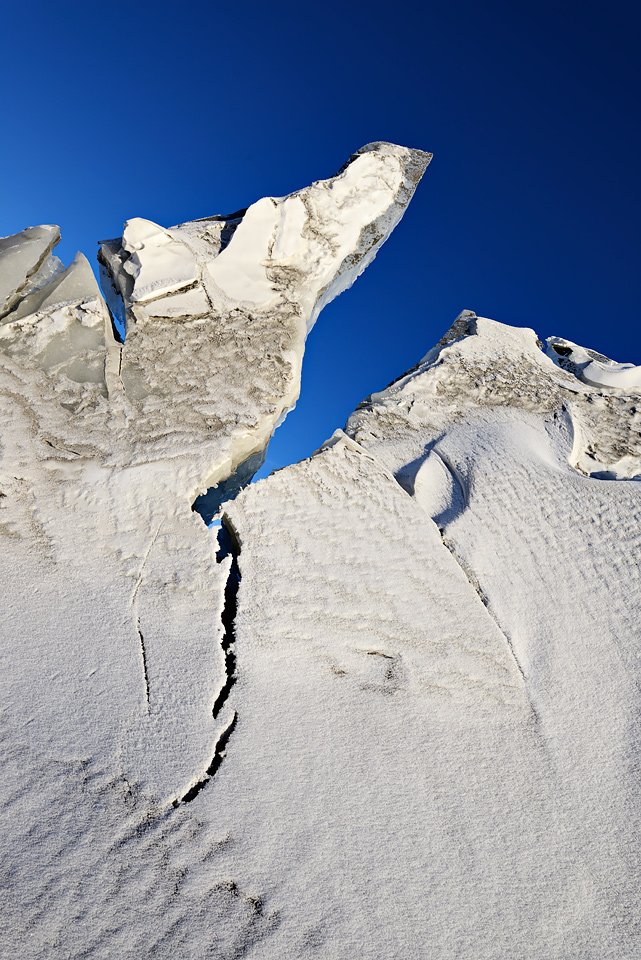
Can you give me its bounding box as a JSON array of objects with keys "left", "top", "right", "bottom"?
[
  {"left": 338, "top": 140, "right": 432, "bottom": 180},
  {"left": 420, "top": 311, "right": 544, "bottom": 365},
  {"left": 91, "top": 142, "right": 430, "bottom": 497},
  {"left": 0, "top": 224, "right": 60, "bottom": 318},
  {"left": 102, "top": 141, "right": 431, "bottom": 337},
  {"left": 345, "top": 311, "right": 641, "bottom": 484},
  {"left": 202, "top": 140, "right": 431, "bottom": 325},
  {"left": 423, "top": 313, "right": 639, "bottom": 395},
  {"left": 300, "top": 142, "right": 432, "bottom": 327},
  {"left": 419, "top": 309, "right": 478, "bottom": 364}
]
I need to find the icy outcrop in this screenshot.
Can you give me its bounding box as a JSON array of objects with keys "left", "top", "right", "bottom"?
[
  {"left": 547, "top": 334, "right": 641, "bottom": 391},
  {"left": 0, "top": 144, "right": 430, "bottom": 816},
  {"left": 98, "top": 141, "right": 431, "bottom": 504},
  {"left": 4, "top": 144, "right": 641, "bottom": 957},
  {"left": 219, "top": 313, "right": 641, "bottom": 957}
]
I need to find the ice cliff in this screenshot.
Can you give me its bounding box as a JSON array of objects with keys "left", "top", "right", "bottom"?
[{"left": 2, "top": 144, "right": 641, "bottom": 959}]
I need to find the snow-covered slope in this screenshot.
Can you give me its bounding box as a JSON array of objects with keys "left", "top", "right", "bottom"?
[
  {"left": 2, "top": 149, "right": 641, "bottom": 958},
  {"left": 0, "top": 144, "right": 437, "bottom": 958},
  {"left": 221, "top": 312, "right": 641, "bottom": 957}
]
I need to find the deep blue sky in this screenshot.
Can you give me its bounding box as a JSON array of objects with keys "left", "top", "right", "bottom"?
[{"left": 2, "top": 1, "right": 640, "bottom": 476}]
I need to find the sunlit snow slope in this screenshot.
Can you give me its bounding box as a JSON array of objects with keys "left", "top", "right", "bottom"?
[
  {"left": 0, "top": 143, "right": 434, "bottom": 959},
  {"left": 2, "top": 148, "right": 641, "bottom": 959},
  {"left": 222, "top": 311, "right": 641, "bottom": 958}
]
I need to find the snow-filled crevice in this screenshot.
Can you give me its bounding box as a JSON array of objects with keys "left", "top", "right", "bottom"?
[{"left": 173, "top": 517, "right": 241, "bottom": 806}]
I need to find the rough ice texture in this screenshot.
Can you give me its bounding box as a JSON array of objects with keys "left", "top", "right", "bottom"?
[
  {"left": 4, "top": 146, "right": 641, "bottom": 956},
  {"left": 221, "top": 311, "right": 641, "bottom": 957},
  {"left": 97, "top": 142, "right": 430, "bottom": 489},
  {"left": 0, "top": 144, "right": 444, "bottom": 957}
]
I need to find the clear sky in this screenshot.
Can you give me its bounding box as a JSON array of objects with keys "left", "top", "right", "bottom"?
[{"left": 2, "top": 1, "right": 640, "bottom": 477}]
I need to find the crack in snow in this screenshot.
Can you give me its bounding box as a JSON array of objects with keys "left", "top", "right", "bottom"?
[
  {"left": 173, "top": 516, "right": 241, "bottom": 806},
  {"left": 136, "top": 617, "right": 151, "bottom": 711},
  {"left": 129, "top": 522, "right": 163, "bottom": 710},
  {"left": 173, "top": 710, "right": 238, "bottom": 806},
  {"left": 211, "top": 520, "right": 240, "bottom": 720},
  {"left": 130, "top": 522, "right": 163, "bottom": 610}
]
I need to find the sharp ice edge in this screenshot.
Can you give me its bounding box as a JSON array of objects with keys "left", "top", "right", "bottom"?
[
  {"left": 97, "top": 255, "right": 127, "bottom": 343},
  {"left": 0, "top": 224, "right": 60, "bottom": 319}
]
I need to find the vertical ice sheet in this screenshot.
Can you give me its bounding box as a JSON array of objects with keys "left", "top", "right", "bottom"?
[
  {"left": 0, "top": 143, "right": 437, "bottom": 956},
  {"left": 0, "top": 224, "right": 60, "bottom": 318}
]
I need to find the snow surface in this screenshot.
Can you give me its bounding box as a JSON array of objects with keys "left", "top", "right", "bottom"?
[
  {"left": 121, "top": 217, "right": 200, "bottom": 303},
  {"left": 3, "top": 147, "right": 641, "bottom": 957},
  {"left": 221, "top": 311, "right": 641, "bottom": 957},
  {"left": 0, "top": 143, "right": 445, "bottom": 958}
]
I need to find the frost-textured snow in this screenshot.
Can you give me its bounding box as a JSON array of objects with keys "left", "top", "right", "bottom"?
[
  {"left": 220, "top": 311, "right": 641, "bottom": 957},
  {"left": 0, "top": 142, "right": 429, "bottom": 801},
  {"left": 0, "top": 144, "right": 438, "bottom": 958},
  {"left": 3, "top": 148, "right": 641, "bottom": 957}
]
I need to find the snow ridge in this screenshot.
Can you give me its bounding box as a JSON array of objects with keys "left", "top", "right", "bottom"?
[{"left": 220, "top": 310, "right": 641, "bottom": 957}]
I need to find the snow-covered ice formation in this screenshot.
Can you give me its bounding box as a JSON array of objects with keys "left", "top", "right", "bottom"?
[
  {"left": 218, "top": 312, "right": 641, "bottom": 957},
  {"left": 2, "top": 143, "right": 641, "bottom": 957},
  {"left": 0, "top": 143, "right": 443, "bottom": 957}
]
